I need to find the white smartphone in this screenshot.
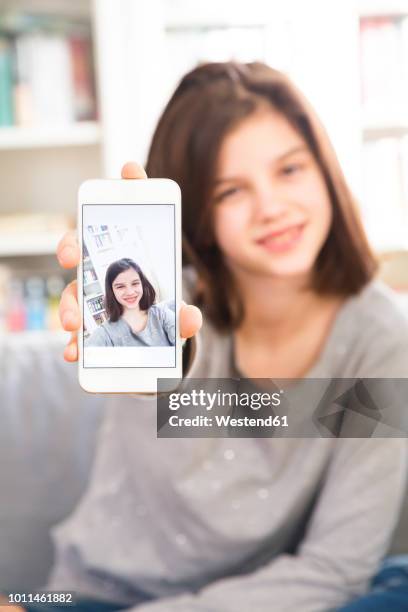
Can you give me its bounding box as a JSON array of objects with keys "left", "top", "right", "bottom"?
[{"left": 77, "top": 178, "right": 182, "bottom": 393}]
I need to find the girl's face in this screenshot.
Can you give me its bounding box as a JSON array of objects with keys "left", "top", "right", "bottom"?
[
  {"left": 112, "top": 268, "right": 143, "bottom": 309},
  {"left": 212, "top": 110, "right": 332, "bottom": 279}
]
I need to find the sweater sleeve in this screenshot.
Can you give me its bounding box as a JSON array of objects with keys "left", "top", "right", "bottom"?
[
  {"left": 125, "top": 437, "right": 407, "bottom": 612},
  {"left": 158, "top": 304, "right": 176, "bottom": 346}
]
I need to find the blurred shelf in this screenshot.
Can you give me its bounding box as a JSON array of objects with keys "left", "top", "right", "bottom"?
[
  {"left": 363, "top": 119, "right": 408, "bottom": 139},
  {"left": 0, "top": 122, "right": 101, "bottom": 150},
  {"left": 0, "top": 330, "right": 67, "bottom": 343},
  {"left": 0, "top": 231, "right": 62, "bottom": 257},
  {"left": 164, "top": 0, "right": 269, "bottom": 28},
  {"left": 358, "top": 0, "right": 408, "bottom": 17},
  {"left": 0, "top": 0, "right": 92, "bottom": 18}
]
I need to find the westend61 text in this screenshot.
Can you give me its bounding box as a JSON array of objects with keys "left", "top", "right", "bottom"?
[{"left": 168, "top": 414, "right": 289, "bottom": 427}]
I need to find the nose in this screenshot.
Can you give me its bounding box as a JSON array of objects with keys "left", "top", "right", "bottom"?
[{"left": 252, "top": 183, "right": 288, "bottom": 223}]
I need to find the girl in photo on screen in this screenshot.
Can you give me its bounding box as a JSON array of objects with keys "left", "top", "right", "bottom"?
[
  {"left": 85, "top": 258, "right": 175, "bottom": 348},
  {"left": 10, "top": 62, "right": 408, "bottom": 612}
]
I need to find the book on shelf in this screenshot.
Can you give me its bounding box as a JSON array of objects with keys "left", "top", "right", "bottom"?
[
  {"left": 0, "top": 10, "right": 97, "bottom": 128},
  {"left": 86, "top": 293, "right": 105, "bottom": 313},
  {"left": 83, "top": 268, "right": 98, "bottom": 284},
  {"left": 86, "top": 224, "right": 109, "bottom": 234},
  {"left": 0, "top": 35, "right": 14, "bottom": 126},
  {"left": 86, "top": 224, "right": 113, "bottom": 248},
  {"left": 94, "top": 233, "right": 112, "bottom": 248},
  {"left": 93, "top": 311, "right": 107, "bottom": 326},
  {"left": 83, "top": 309, "right": 107, "bottom": 338},
  {"left": 69, "top": 34, "right": 96, "bottom": 122},
  {"left": 15, "top": 33, "right": 75, "bottom": 125}
]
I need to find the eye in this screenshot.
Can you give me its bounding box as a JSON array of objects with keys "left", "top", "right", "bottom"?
[
  {"left": 215, "top": 186, "right": 242, "bottom": 203},
  {"left": 280, "top": 163, "right": 302, "bottom": 177}
]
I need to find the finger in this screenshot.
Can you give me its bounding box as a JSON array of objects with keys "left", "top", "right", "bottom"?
[
  {"left": 59, "top": 280, "right": 81, "bottom": 331},
  {"left": 64, "top": 331, "right": 78, "bottom": 362},
  {"left": 57, "top": 230, "right": 80, "bottom": 269},
  {"left": 180, "top": 303, "right": 202, "bottom": 339},
  {"left": 121, "top": 162, "right": 147, "bottom": 180},
  {"left": 0, "top": 600, "right": 25, "bottom": 611}
]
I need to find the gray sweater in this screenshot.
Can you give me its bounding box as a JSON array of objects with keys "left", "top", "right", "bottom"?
[
  {"left": 85, "top": 303, "right": 175, "bottom": 347},
  {"left": 46, "top": 277, "right": 408, "bottom": 611}
]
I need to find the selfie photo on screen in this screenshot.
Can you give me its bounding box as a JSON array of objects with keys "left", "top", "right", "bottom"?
[
  {"left": 82, "top": 203, "right": 176, "bottom": 368},
  {"left": 84, "top": 257, "right": 175, "bottom": 348}
]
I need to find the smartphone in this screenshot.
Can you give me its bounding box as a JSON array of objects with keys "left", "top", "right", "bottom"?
[{"left": 77, "top": 178, "right": 182, "bottom": 393}]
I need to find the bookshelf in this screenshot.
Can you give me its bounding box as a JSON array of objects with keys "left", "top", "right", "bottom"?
[
  {"left": 82, "top": 246, "right": 106, "bottom": 336},
  {"left": 0, "top": 0, "right": 101, "bottom": 334}
]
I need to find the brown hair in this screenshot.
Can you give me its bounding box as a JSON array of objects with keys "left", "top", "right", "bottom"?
[
  {"left": 104, "top": 258, "right": 155, "bottom": 322},
  {"left": 146, "top": 61, "right": 377, "bottom": 331}
]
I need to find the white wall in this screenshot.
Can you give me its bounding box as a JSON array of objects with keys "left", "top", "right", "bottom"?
[
  {"left": 95, "top": 0, "right": 363, "bottom": 194},
  {"left": 83, "top": 203, "right": 175, "bottom": 300}
]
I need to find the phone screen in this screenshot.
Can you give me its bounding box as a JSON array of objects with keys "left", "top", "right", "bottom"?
[{"left": 82, "top": 203, "right": 176, "bottom": 369}]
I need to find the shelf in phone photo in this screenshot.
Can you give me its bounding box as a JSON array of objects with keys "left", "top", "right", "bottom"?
[
  {"left": 83, "top": 257, "right": 94, "bottom": 270},
  {"left": 83, "top": 280, "right": 100, "bottom": 288},
  {"left": 85, "top": 292, "right": 103, "bottom": 300},
  {"left": 91, "top": 308, "right": 105, "bottom": 315},
  {"left": 96, "top": 246, "right": 114, "bottom": 253}
]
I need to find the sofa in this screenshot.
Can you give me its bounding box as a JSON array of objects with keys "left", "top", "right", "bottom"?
[{"left": 0, "top": 334, "right": 105, "bottom": 591}]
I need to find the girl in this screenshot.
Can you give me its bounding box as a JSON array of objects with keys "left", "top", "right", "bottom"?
[
  {"left": 85, "top": 258, "right": 175, "bottom": 348},
  {"left": 16, "top": 62, "right": 408, "bottom": 611}
]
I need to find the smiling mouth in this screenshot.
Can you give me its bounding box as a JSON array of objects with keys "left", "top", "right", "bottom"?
[
  {"left": 123, "top": 296, "right": 138, "bottom": 303},
  {"left": 256, "top": 224, "right": 305, "bottom": 252}
]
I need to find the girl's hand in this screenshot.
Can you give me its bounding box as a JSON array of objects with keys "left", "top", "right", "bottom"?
[{"left": 58, "top": 161, "right": 202, "bottom": 362}]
